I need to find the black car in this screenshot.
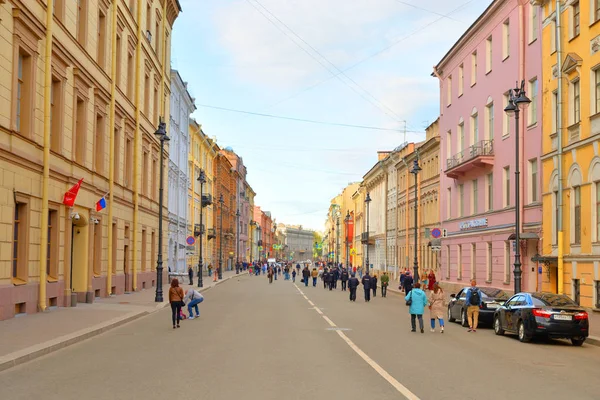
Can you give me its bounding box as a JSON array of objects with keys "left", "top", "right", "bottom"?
[
  {"left": 448, "top": 287, "right": 510, "bottom": 327},
  {"left": 493, "top": 292, "right": 589, "bottom": 345}
]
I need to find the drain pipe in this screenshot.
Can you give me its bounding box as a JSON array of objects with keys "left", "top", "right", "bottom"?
[{"left": 555, "top": 0, "right": 564, "bottom": 295}]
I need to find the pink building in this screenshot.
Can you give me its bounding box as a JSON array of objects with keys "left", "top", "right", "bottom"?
[{"left": 433, "top": 0, "right": 543, "bottom": 294}]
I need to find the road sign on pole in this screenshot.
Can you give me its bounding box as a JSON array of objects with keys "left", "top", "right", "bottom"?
[
  {"left": 430, "top": 245, "right": 441, "bottom": 251},
  {"left": 186, "top": 236, "right": 195, "bottom": 246},
  {"left": 431, "top": 228, "right": 441, "bottom": 239}
]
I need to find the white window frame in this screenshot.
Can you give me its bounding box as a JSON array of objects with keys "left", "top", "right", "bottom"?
[
  {"left": 529, "top": 3, "right": 538, "bottom": 43},
  {"left": 471, "top": 243, "right": 476, "bottom": 280},
  {"left": 503, "top": 92, "right": 510, "bottom": 137},
  {"left": 503, "top": 166, "right": 510, "bottom": 207},
  {"left": 486, "top": 242, "right": 492, "bottom": 282},
  {"left": 472, "top": 179, "right": 478, "bottom": 214},
  {"left": 529, "top": 158, "right": 538, "bottom": 203},
  {"left": 502, "top": 19, "right": 510, "bottom": 60},
  {"left": 447, "top": 75, "right": 452, "bottom": 107},
  {"left": 470, "top": 109, "right": 479, "bottom": 145},
  {"left": 504, "top": 240, "right": 511, "bottom": 284},
  {"left": 458, "top": 64, "right": 464, "bottom": 96},
  {"left": 528, "top": 77, "right": 538, "bottom": 126},
  {"left": 485, "top": 99, "right": 494, "bottom": 140},
  {"left": 457, "top": 244, "right": 463, "bottom": 280},
  {"left": 485, "top": 36, "right": 492, "bottom": 74},
  {"left": 459, "top": 184, "right": 464, "bottom": 217},
  {"left": 486, "top": 173, "right": 493, "bottom": 211},
  {"left": 471, "top": 51, "right": 477, "bottom": 86}
]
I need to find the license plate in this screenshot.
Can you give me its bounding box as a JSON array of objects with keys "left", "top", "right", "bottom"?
[
  {"left": 486, "top": 303, "right": 498, "bottom": 309},
  {"left": 553, "top": 315, "right": 572, "bottom": 321}
]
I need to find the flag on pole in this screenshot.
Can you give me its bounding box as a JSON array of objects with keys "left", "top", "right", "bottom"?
[
  {"left": 62, "top": 178, "right": 84, "bottom": 207},
  {"left": 96, "top": 192, "right": 109, "bottom": 212}
]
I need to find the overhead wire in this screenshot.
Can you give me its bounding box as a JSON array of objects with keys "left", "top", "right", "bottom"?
[{"left": 392, "top": 0, "right": 464, "bottom": 23}]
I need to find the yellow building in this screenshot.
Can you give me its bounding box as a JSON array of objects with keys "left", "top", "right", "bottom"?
[
  {"left": 0, "top": 0, "right": 181, "bottom": 320},
  {"left": 352, "top": 186, "right": 365, "bottom": 270},
  {"left": 188, "top": 119, "right": 218, "bottom": 275},
  {"left": 246, "top": 184, "right": 256, "bottom": 262},
  {"left": 539, "top": 0, "right": 600, "bottom": 307}
]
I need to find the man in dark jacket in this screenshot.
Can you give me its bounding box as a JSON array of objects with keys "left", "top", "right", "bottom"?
[
  {"left": 323, "top": 269, "right": 329, "bottom": 289},
  {"left": 362, "top": 272, "right": 371, "bottom": 302},
  {"left": 348, "top": 274, "right": 359, "bottom": 301},
  {"left": 333, "top": 268, "right": 339, "bottom": 289},
  {"left": 402, "top": 271, "right": 414, "bottom": 294},
  {"left": 302, "top": 266, "right": 310, "bottom": 286},
  {"left": 340, "top": 268, "right": 349, "bottom": 291},
  {"left": 371, "top": 274, "right": 378, "bottom": 297}
]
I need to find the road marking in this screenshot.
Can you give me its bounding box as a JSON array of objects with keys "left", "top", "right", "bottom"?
[
  {"left": 307, "top": 300, "right": 315, "bottom": 306},
  {"left": 322, "top": 315, "right": 336, "bottom": 327},
  {"left": 314, "top": 307, "right": 324, "bottom": 315}
]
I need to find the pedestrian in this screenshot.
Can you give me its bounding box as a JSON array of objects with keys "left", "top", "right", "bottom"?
[
  {"left": 268, "top": 267, "right": 274, "bottom": 284},
  {"left": 358, "top": 267, "right": 363, "bottom": 279},
  {"left": 465, "top": 280, "right": 483, "bottom": 332},
  {"left": 371, "top": 274, "right": 378, "bottom": 298},
  {"left": 348, "top": 273, "right": 359, "bottom": 301},
  {"left": 168, "top": 278, "right": 185, "bottom": 329},
  {"left": 292, "top": 269, "right": 297, "bottom": 282},
  {"left": 333, "top": 268, "right": 339, "bottom": 289},
  {"left": 274, "top": 265, "right": 278, "bottom": 281},
  {"left": 428, "top": 282, "right": 445, "bottom": 333},
  {"left": 323, "top": 269, "right": 329, "bottom": 289},
  {"left": 183, "top": 288, "right": 204, "bottom": 320},
  {"left": 311, "top": 268, "right": 318, "bottom": 287},
  {"left": 302, "top": 266, "right": 310, "bottom": 287},
  {"left": 207, "top": 264, "right": 213, "bottom": 279},
  {"left": 187, "top": 266, "right": 193, "bottom": 285},
  {"left": 399, "top": 270, "right": 406, "bottom": 293},
  {"left": 361, "top": 272, "right": 371, "bottom": 302},
  {"left": 405, "top": 282, "right": 428, "bottom": 333},
  {"left": 340, "top": 268, "right": 349, "bottom": 291},
  {"left": 402, "top": 271, "right": 413, "bottom": 294},
  {"left": 428, "top": 270, "right": 436, "bottom": 291},
  {"left": 380, "top": 272, "right": 389, "bottom": 298}
]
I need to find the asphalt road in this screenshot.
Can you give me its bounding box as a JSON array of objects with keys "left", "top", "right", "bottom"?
[{"left": 1, "top": 274, "right": 599, "bottom": 400}]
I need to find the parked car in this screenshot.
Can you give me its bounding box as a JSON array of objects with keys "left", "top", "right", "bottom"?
[
  {"left": 448, "top": 287, "right": 510, "bottom": 327},
  {"left": 493, "top": 292, "right": 589, "bottom": 345}
]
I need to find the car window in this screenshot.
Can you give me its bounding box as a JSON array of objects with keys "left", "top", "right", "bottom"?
[
  {"left": 531, "top": 297, "right": 546, "bottom": 307},
  {"left": 505, "top": 295, "right": 521, "bottom": 306},
  {"left": 533, "top": 293, "right": 577, "bottom": 307},
  {"left": 457, "top": 289, "right": 466, "bottom": 299},
  {"left": 515, "top": 295, "right": 528, "bottom": 306}
]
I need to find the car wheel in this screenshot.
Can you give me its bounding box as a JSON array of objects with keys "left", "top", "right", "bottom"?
[
  {"left": 518, "top": 321, "right": 531, "bottom": 343},
  {"left": 448, "top": 306, "right": 456, "bottom": 322},
  {"left": 461, "top": 309, "right": 468, "bottom": 327},
  {"left": 571, "top": 337, "right": 586, "bottom": 347},
  {"left": 494, "top": 315, "right": 504, "bottom": 336}
]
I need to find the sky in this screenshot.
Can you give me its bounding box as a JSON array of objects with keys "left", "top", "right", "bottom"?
[{"left": 171, "top": 0, "right": 493, "bottom": 231}]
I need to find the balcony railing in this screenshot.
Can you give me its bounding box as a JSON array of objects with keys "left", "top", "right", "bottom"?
[
  {"left": 207, "top": 228, "right": 216, "bottom": 240},
  {"left": 194, "top": 224, "right": 204, "bottom": 237},
  {"left": 445, "top": 140, "right": 494, "bottom": 178},
  {"left": 201, "top": 194, "right": 213, "bottom": 207}
]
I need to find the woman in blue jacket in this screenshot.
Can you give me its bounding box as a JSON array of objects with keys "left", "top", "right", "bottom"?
[{"left": 405, "top": 282, "right": 429, "bottom": 333}]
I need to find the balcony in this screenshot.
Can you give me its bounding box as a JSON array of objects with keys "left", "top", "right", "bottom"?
[
  {"left": 201, "top": 194, "right": 213, "bottom": 207},
  {"left": 194, "top": 224, "right": 204, "bottom": 237},
  {"left": 207, "top": 228, "right": 216, "bottom": 240},
  {"left": 445, "top": 140, "right": 494, "bottom": 179},
  {"left": 225, "top": 228, "right": 235, "bottom": 238},
  {"left": 360, "top": 232, "right": 375, "bottom": 245}
]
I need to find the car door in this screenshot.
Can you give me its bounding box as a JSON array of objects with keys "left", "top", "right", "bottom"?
[
  {"left": 505, "top": 295, "right": 525, "bottom": 332},
  {"left": 449, "top": 289, "right": 464, "bottom": 319}
]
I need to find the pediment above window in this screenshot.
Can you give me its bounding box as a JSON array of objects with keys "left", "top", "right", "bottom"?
[{"left": 562, "top": 53, "right": 582, "bottom": 74}]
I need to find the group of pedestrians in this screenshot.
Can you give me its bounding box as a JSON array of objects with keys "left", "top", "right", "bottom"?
[{"left": 168, "top": 278, "right": 205, "bottom": 329}]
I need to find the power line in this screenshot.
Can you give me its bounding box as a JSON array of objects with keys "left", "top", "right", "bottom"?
[
  {"left": 196, "top": 103, "right": 428, "bottom": 133},
  {"left": 392, "top": 0, "right": 464, "bottom": 23},
  {"left": 245, "top": 0, "right": 404, "bottom": 123}
]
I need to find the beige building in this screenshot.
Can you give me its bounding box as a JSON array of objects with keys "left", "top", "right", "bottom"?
[
  {"left": 362, "top": 152, "right": 389, "bottom": 274},
  {"left": 0, "top": 0, "right": 181, "bottom": 320}
]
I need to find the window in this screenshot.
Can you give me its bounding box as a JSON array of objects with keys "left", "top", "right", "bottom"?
[
  {"left": 471, "top": 51, "right": 477, "bottom": 85},
  {"left": 142, "top": 229, "right": 147, "bottom": 271},
  {"left": 529, "top": 4, "right": 538, "bottom": 42},
  {"left": 552, "top": 90, "right": 558, "bottom": 133},
  {"left": 152, "top": 157, "right": 157, "bottom": 199},
  {"left": 472, "top": 179, "right": 478, "bottom": 214},
  {"left": 458, "top": 64, "right": 464, "bottom": 96},
  {"left": 12, "top": 202, "right": 28, "bottom": 282},
  {"left": 127, "top": 50, "right": 134, "bottom": 99},
  {"left": 471, "top": 243, "right": 476, "bottom": 280},
  {"left": 144, "top": 73, "right": 150, "bottom": 116},
  {"left": 447, "top": 187, "right": 452, "bottom": 219},
  {"left": 446, "top": 130, "right": 452, "bottom": 159},
  {"left": 54, "top": 0, "right": 65, "bottom": 22},
  {"left": 97, "top": 9, "right": 107, "bottom": 68},
  {"left": 112, "top": 222, "right": 117, "bottom": 275},
  {"left": 458, "top": 122, "right": 465, "bottom": 151},
  {"left": 573, "top": 1, "right": 580, "bottom": 37},
  {"left": 595, "top": 0, "right": 600, "bottom": 23},
  {"left": 504, "top": 240, "right": 511, "bottom": 283},
  {"left": 95, "top": 113, "right": 105, "bottom": 174},
  {"left": 485, "top": 36, "right": 492, "bottom": 73},
  {"left": 47, "top": 209, "right": 59, "bottom": 279},
  {"left": 50, "top": 77, "right": 63, "bottom": 152},
  {"left": 77, "top": 0, "right": 87, "bottom": 45},
  {"left": 486, "top": 242, "right": 492, "bottom": 282},
  {"left": 551, "top": 20, "right": 556, "bottom": 52},
  {"left": 457, "top": 244, "right": 463, "bottom": 279},
  {"left": 155, "top": 19, "right": 161, "bottom": 53},
  {"left": 597, "top": 183, "right": 600, "bottom": 241},
  {"left": 471, "top": 112, "right": 479, "bottom": 145},
  {"left": 573, "top": 80, "right": 581, "bottom": 124},
  {"left": 502, "top": 20, "right": 510, "bottom": 59},
  {"left": 574, "top": 186, "right": 581, "bottom": 244},
  {"left": 93, "top": 220, "right": 102, "bottom": 276},
  {"left": 15, "top": 50, "right": 33, "bottom": 135},
  {"left": 142, "top": 151, "right": 149, "bottom": 195},
  {"left": 146, "top": 4, "right": 152, "bottom": 33},
  {"left": 115, "top": 34, "right": 122, "bottom": 88},
  {"left": 529, "top": 159, "right": 538, "bottom": 203},
  {"left": 528, "top": 78, "right": 538, "bottom": 125},
  {"left": 128, "top": 0, "right": 135, "bottom": 14},
  {"left": 459, "top": 184, "right": 464, "bottom": 217},
  {"left": 125, "top": 136, "right": 132, "bottom": 186},
  {"left": 487, "top": 173, "right": 493, "bottom": 211},
  {"left": 151, "top": 230, "right": 156, "bottom": 271},
  {"left": 503, "top": 92, "right": 510, "bottom": 136},
  {"left": 75, "top": 96, "right": 86, "bottom": 164},
  {"left": 554, "top": 190, "right": 559, "bottom": 245},
  {"left": 595, "top": 69, "right": 600, "bottom": 115},
  {"left": 114, "top": 127, "right": 121, "bottom": 184},
  {"left": 503, "top": 166, "right": 510, "bottom": 207},
  {"left": 447, "top": 76, "right": 452, "bottom": 106},
  {"left": 486, "top": 102, "right": 494, "bottom": 140}
]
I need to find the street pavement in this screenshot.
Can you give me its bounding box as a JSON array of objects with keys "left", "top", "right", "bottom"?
[{"left": 1, "top": 274, "right": 599, "bottom": 400}]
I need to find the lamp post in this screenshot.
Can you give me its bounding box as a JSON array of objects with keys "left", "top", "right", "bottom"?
[
  {"left": 365, "top": 192, "right": 372, "bottom": 274},
  {"left": 504, "top": 80, "right": 531, "bottom": 294},
  {"left": 154, "top": 119, "right": 169, "bottom": 302},
  {"left": 197, "top": 169, "right": 206, "bottom": 288},
  {"left": 218, "top": 194, "right": 224, "bottom": 280},
  {"left": 336, "top": 211, "right": 341, "bottom": 267},
  {"left": 344, "top": 211, "right": 350, "bottom": 268},
  {"left": 249, "top": 221, "right": 256, "bottom": 263},
  {"left": 235, "top": 209, "right": 241, "bottom": 274},
  {"left": 410, "top": 158, "right": 422, "bottom": 283}
]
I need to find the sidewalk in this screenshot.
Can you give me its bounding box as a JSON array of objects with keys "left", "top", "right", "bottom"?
[{"left": 0, "top": 270, "right": 242, "bottom": 372}]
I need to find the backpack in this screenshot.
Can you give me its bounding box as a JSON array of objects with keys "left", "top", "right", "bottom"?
[{"left": 469, "top": 288, "right": 481, "bottom": 306}]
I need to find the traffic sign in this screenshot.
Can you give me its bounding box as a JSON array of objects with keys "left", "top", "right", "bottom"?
[
  {"left": 431, "top": 228, "right": 441, "bottom": 239},
  {"left": 186, "top": 236, "right": 195, "bottom": 246},
  {"left": 350, "top": 248, "right": 357, "bottom": 256}
]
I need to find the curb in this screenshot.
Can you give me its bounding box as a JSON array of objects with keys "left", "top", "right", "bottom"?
[{"left": 0, "top": 311, "right": 148, "bottom": 373}]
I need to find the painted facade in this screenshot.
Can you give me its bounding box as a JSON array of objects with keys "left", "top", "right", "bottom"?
[
  {"left": 435, "top": 0, "right": 543, "bottom": 293},
  {"left": 362, "top": 152, "right": 389, "bottom": 273},
  {"left": 0, "top": 0, "right": 180, "bottom": 320}
]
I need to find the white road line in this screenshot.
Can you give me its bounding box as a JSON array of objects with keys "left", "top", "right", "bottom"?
[
  {"left": 321, "top": 315, "right": 336, "bottom": 327},
  {"left": 307, "top": 300, "right": 315, "bottom": 306},
  {"left": 314, "top": 307, "right": 324, "bottom": 315}
]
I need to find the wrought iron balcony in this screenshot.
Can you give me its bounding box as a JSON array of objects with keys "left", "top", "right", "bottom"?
[
  {"left": 194, "top": 224, "right": 204, "bottom": 237},
  {"left": 445, "top": 139, "right": 494, "bottom": 179},
  {"left": 207, "top": 228, "right": 216, "bottom": 240},
  {"left": 201, "top": 194, "right": 213, "bottom": 207}
]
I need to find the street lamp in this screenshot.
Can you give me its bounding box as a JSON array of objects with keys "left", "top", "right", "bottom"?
[
  {"left": 154, "top": 118, "right": 169, "bottom": 302},
  {"left": 335, "top": 210, "right": 341, "bottom": 267},
  {"left": 365, "top": 192, "right": 372, "bottom": 274},
  {"left": 218, "top": 194, "right": 224, "bottom": 280},
  {"left": 235, "top": 209, "right": 241, "bottom": 274},
  {"left": 344, "top": 211, "right": 351, "bottom": 268},
  {"left": 504, "top": 80, "right": 531, "bottom": 294},
  {"left": 249, "top": 220, "right": 256, "bottom": 263},
  {"left": 410, "top": 158, "right": 422, "bottom": 283},
  {"left": 197, "top": 169, "right": 206, "bottom": 288}
]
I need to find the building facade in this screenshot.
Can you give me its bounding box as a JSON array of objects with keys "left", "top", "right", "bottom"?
[
  {"left": 539, "top": 0, "right": 600, "bottom": 307},
  {"left": 214, "top": 151, "right": 236, "bottom": 270},
  {"left": 0, "top": 0, "right": 180, "bottom": 320},
  {"left": 435, "top": 0, "right": 543, "bottom": 293},
  {"left": 168, "top": 71, "right": 194, "bottom": 273},
  {"left": 284, "top": 225, "right": 315, "bottom": 262},
  {"left": 362, "top": 153, "right": 389, "bottom": 273},
  {"left": 352, "top": 186, "right": 365, "bottom": 269}
]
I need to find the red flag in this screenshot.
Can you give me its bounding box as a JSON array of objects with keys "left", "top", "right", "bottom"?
[{"left": 63, "top": 178, "right": 84, "bottom": 207}]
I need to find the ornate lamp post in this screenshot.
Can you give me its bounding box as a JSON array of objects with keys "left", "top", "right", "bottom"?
[
  {"left": 154, "top": 119, "right": 169, "bottom": 302},
  {"left": 197, "top": 169, "right": 206, "bottom": 288},
  {"left": 218, "top": 194, "right": 224, "bottom": 280},
  {"left": 365, "top": 192, "right": 372, "bottom": 274},
  {"left": 410, "top": 158, "right": 422, "bottom": 283},
  {"left": 344, "top": 211, "right": 351, "bottom": 268},
  {"left": 504, "top": 80, "right": 531, "bottom": 294},
  {"left": 235, "top": 209, "right": 241, "bottom": 274}
]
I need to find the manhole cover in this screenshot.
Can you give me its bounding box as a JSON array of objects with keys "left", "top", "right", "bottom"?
[{"left": 326, "top": 327, "right": 351, "bottom": 331}]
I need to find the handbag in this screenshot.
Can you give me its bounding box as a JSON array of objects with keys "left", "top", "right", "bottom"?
[
  {"left": 174, "top": 288, "right": 185, "bottom": 307},
  {"left": 405, "top": 291, "right": 413, "bottom": 306}
]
